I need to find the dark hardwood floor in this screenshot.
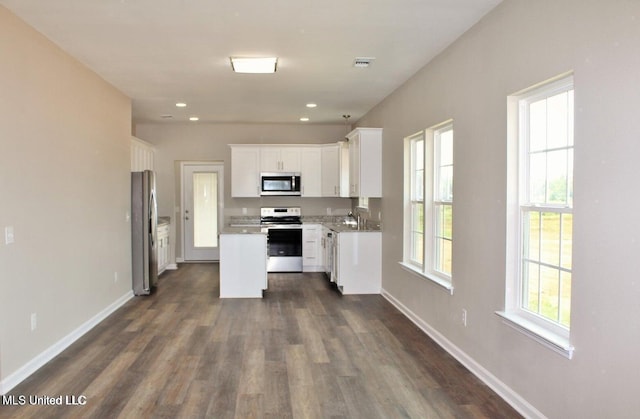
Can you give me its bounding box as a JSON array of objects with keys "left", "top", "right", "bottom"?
[{"left": 1, "top": 264, "right": 521, "bottom": 418}]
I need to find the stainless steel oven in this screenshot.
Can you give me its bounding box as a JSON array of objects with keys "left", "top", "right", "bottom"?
[{"left": 260, "top": 207, "right": 303, "bottom": 272}]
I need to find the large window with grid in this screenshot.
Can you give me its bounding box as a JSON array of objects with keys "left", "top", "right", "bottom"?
[
  {"left": 402, "top": 122, "right": 453, "bottom": 291},
  {"left": 501, "top": 75, "right": 574, "bottom": 357}
]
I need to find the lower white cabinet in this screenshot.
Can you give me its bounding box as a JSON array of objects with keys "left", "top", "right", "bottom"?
[
  {"left": 302, "top": 224, "right": 323, "bottom": 272},
  {"left": 220, "top": 233, "right": 267, "bottom": 298},
  {"left": 334, "top": 231, "right": 381, "bottom": 294},
  {"left": 157, "top": 224, "right": 170, "bottom": 275}
]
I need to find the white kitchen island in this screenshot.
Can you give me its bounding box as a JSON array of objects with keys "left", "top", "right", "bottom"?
[{"left": 219, "top": 228, "right": 267, "bottom": 298}]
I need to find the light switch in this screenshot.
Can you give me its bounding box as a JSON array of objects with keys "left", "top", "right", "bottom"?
[{"left": 5, "top": 226, "right": 15, "bottom": 244}]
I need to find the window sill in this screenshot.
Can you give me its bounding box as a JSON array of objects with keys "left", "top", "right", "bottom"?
[
  {"left": 495, "top": 311, "right": 574, "bottom": 359},
  {"left": 398, "top": 262, "right": 454, "bottom": 295}
]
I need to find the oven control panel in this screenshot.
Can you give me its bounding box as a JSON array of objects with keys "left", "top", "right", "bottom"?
[{"left": 260, "top": 207, "right": 301, "bottom": 217}]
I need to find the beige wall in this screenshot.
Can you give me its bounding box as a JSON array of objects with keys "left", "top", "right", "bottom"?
[
  {"left": 357, "top": 0, "right": 640, "bottom": 417},
  {"left": 134, "top": 123, "right": 356, "bottom": 260},
  {"left": 0, "top": 6, "right": 132, "bottom": 387}
]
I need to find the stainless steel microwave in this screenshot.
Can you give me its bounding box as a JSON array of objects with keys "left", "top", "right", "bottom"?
[{"left": 260, "top": 172, "right": 301, "bottom": 196}]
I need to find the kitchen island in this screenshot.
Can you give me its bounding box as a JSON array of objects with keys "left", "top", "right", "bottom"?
[
  {"left": 220, "top": 216, "right": 382, "bottom": 297},
  {"left": 219, "top": 227, "right": 267, "bottom": 298}
]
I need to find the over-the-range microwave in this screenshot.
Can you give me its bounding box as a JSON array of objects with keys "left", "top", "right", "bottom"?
[{"left": 260, "top": 172, "right": 301, "bottom": 196}]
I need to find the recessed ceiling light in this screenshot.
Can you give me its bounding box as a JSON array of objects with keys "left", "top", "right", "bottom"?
[
  {"left": 230, "top": 57, "right": 278, "bottom": 73},
  {"left": 160, "top": 115, "right": 173, "bottom": 119},
  {"left": 189, "top": 116, "right": 199, "bottom": 121},
  {"left": 300, "top": 117, "right": 310, "bottom": 122},
  {"left": 176, "top": 102, "right": 187, "bottom": 108},
  {"left": 306, "top": 103, "right": 317, "bottom": 108}
]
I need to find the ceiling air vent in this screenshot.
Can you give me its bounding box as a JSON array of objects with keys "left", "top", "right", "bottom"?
[{"left": 353, "top": 57, "right": 375, "bottom": 68}]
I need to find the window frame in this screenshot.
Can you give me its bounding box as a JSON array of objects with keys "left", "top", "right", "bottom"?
[
  {"left": 401, "top": 121, "right": 454, "bottom": 293},
  {"left": 499, "top": 74, "right": 575, "bottom": 358}
]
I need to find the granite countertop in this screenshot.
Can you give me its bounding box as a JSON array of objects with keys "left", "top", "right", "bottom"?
[
  {"left": 324, "top": 222, "right": 381, "bottom": 233},
  {"left": 226, "top": 215, "right": 381, "bottom": 233}
]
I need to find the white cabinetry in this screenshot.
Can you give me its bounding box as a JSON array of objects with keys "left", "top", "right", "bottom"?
[
  {"left": 231, "top": 146, "right": 261, "bottom": 197},
  {"left": 220, "top": 232, "right": 267, "bottom": 298},
  {"left": 347, "top": 128, "right": 382, "bottom": 198},
  {"left": 321, "top": 143, "right": 349, "bottom": 197},
  {"left": 157, "top": 223, "right": 170, "bottom": 275},
  {"left": 302, "top": 224, "right": 323, "bottom": 272},
  {"left": 300, "top": 147, "right": 322, "bottom": 197},
  {"left": 260, "top": 146, "right": 301, "bottom": 172},
  {"left": 333, "top": 231, "right": 381, "bottom": 294},
  {"left": 131, "top": 136, "right": 155, "bottom": 171}
]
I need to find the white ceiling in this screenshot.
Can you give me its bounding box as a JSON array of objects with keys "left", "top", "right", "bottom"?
[{"left": 1, "top": 0, "right": 502, "bottom": 125}]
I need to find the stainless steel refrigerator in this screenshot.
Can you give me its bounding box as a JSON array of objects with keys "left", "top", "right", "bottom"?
[{"left": 131, "top": 170, "right": 158, "bottom": 295}]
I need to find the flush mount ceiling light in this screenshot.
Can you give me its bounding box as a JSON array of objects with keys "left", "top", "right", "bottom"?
[
  {"left": 306, "top": 103, "right": 317, "bottom": 108},
  {"left": 189, "top": 116, "right": 199, "bottom": 121},
  {"left": 353, "top": 57, "right": 376, "bottom": 68},
  {"left": 300, "top": 117, "right": 310, "bottom": 122},
  {"left": 176, "top": 102, "right": 187, "bottom": 107},
  {"left": 230, "top": 57, "right": 278, "bottom": 73}
]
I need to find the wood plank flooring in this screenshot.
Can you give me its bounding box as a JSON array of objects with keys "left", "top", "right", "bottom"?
[{"left": 1, "top": 264, "right": 521, "bottom": 418}]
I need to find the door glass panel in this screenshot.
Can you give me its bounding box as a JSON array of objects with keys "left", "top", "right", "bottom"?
[{"left": 193, "top": 172, "right": 217, "bottom": 247}]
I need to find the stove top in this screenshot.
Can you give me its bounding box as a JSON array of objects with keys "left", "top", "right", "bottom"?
[{"left": 260, "top": 207, "right": 302, "bottom": 225}]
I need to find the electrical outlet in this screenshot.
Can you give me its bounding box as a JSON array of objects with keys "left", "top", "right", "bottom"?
[
  {"left": 5, "top": 226, "right": 15, "bottom": 244},
  {"left": 242, "top": 207, "right": 247, "bottom": 215},
  {"left": 31, "top": 313, "right": 37, "bottom": 331},
  {"left": 462, "top": 309, "right": 467, "bottom": 327},
  {"left": 326, "top": 207, "right": 332, "bottom": 215},
  {"left": 114, "top": 272, "right": 119, "bottom": 283}
]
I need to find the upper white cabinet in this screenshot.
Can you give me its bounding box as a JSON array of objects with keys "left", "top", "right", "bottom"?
[
  {"left": 300, "top": 147, "right": 322, "bottom": 197},
  {"left": 231, "top": 146, "right": 261, "bottom": 197},
  {"left": 347, "top": 128, "right": 382, "bottom": 198},
  {"left": 321, "top": 143, "right": 349, "bottom": 197},
  {"left": 131, "top": 136, "right": 155, "bottom": 171},
  {"left": 260, "top": 146, "right": 301, "bottom": 172},
  {"left": 230, "top": 142, "right": 352, "bottom": 198}
]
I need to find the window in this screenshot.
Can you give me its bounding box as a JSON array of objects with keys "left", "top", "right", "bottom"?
[
  {"left": 434, "top": 126, "right": 453, "bottom": 276},
  {"left": 500, "top": 74, "right": 574, "bottom": 358},
  {"left": 402, "top": 122, "right": 453, "bottom": 292}
]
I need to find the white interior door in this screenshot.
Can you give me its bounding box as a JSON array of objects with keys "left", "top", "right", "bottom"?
[{"left": 183, "top": 163, "right": 224, "bottom": 261}]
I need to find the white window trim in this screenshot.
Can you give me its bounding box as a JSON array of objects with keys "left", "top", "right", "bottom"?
[
  {"left": 402, "top": 121, "right": 454, "bottom": 293},
  {"left": 502, "top": 72, "right": 574, "bottom": 358},
  {"left": 403, "top": 131, "right": 425, "bottom": 271}
]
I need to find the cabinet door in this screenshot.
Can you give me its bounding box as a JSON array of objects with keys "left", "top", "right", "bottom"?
[
  {"left": 231, "top": 147, "right": 260, "bottom": 197},
  {"left": 260, "top": 147, "right": 281, "bottom": 172},
  {"left": 260, "top": 147, "right": 301, "bottom": 172},
  {"left": 280, "top": 147, "right": 301, "bottom": 172},
  {"left": 300, "top": 147, "right": 322, "bottom": 197},
  {"left": 302, "top": 224, "right": 322, "bottom": 271},
  {"left": 347, "top": 128, "right": 382, "bottom": 198},
  {"left": 348, "top": 133, "right": 361, "bottom": 197},
  {"left": 321, "top": 144, "right": 340, "bottom": 197}
]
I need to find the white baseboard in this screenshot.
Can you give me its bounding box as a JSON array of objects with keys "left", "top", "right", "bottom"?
[
  {"left": 0, "top": 291, "right": 134, "bottom": 395},
  {"left": 176, "top": 257, "right": 184, "bottom": 263},
  {"left": 380, "top": 288, "right": 545, "bottom": 419},
  {"left": 166, "top": 263, "right": 178, "bottom": 270}
]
